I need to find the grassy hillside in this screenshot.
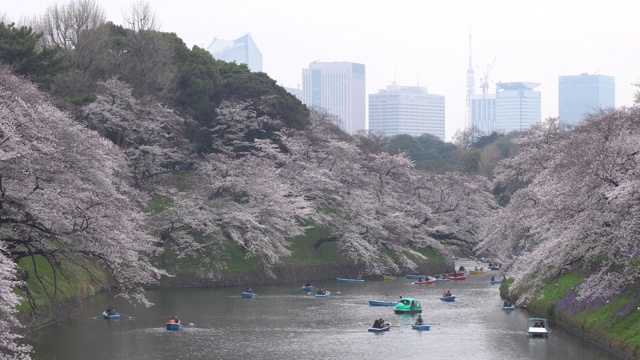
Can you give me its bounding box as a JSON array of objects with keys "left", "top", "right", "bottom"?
[
  {"left": 16, "top": 255, "right": 109, "bottom": 319},
  {"left": 503, "top": 273, "right": 640, "bottom": 359}
]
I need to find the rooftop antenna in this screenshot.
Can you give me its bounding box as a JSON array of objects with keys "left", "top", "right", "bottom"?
[
  {"left": 393, "top": 57, "right": 397, "bottom": 85},
  {"left": 465, "top": 26, "right": 475, "bottom": 130},
  {"left": 417, "top": 56, "right": 420, "bottom": 87}
]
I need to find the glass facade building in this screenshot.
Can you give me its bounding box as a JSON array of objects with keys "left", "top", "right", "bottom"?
[
  {"left": 495, "top": 82, "right": 541, "bottom": 133},
  {"left": 206, "top": 34, "right": 263, "bottom": 72},
  {"left": 470, "top": 94, "right": 496, "bottom": 134},
  {"left": 302, "top": 62, "right": 366, "bottom": 134},
  {"left": 369, "top": 84, "right": 445, "bottom": 140},
  {"left": 558, "top": 74, "right": 615, "bottom": 125}
]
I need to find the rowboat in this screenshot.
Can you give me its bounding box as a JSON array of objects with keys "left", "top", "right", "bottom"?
[
  {"left": 166, "top": 322, "right": 182, "bottom": 331},
  {"left": 447, "top": 272, "right": 465, "bottom": 277},
  {"left": 449, "top": 276, "right": 467, "bottom": 281},
  {"left": 528, "top": 318, "right": 549, "bottom": 337},
  {"left": 368, "top": 300, "right": 398, "bottom": 307},
  {"left": 411, "top": 323, "right": 430, "bottom": 331},
  {"left": 368, "top": 323, "right": 391, "bottom": 332},
  {"left": 383, "top": 275, "right": 397, "bottom": 280},
  {"left": 469, "top": 270, "right": 486, "bottom": 275},
  {"left": 394, "top": 298, "right": 422, "bottom": 314},
  {"left": 489, "top": 280, "right": 503, "bottom": 285},
  {"left": 440, "top": 295, "right": 456, "bottom": 302},
  {"left": 241, "top": 292, "right": 257, "bottom": 298},
  {"left": 103, "top": 313, "right": 120, "bottom": 321},
  {"left": 299, "top": 285, "right": 315, "bottom": 291},
  {"left": 502, "top": 306, "right": 515, "bottom": 311},
  {"left": 435, "top": 278, "right": 450, "bottom": 283},
  {"left": 413, "top": 280, "right": 435, "bottom": 285},
  {"left": 336, "top": 278, "right": 365, "bottom": 283},
  {"left": 489, "top": 266, "right": 501, "bottom": 270},
  {"left": 315, "top": 291, "right": 331, "bottom": 298}
]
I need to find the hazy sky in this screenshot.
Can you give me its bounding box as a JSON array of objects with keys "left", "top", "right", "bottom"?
[{"left": 4, "top": 0, "right": 640, "bottom": 140}]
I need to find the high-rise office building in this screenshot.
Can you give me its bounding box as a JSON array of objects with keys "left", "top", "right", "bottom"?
[
  {"left": 369, "top": 84, "right": 445, "bottom": 140},
  {"left": 558, "top": 73, "right": 615, "bottom": 125},
  {"left": 206, "top": 34, "right": 262, "bottom": 72},
  {"left": 495, "top": 82, "right": 541, "bottom": 133},
  {"left": 302, "top": 62, "right": 366, "bottom": 134},
  {"left": 470, "top": 94, "right": 496, "bottom": 134}
]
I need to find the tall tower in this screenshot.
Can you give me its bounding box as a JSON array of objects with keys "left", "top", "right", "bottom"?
[{"left": 465, "top": 31, "right": 475, "bottom": 130}]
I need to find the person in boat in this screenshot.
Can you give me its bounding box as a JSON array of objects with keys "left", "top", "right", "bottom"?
[
  {"left": 419, "top": 277, "right": 424, "bottom": 282},
  {"left": 539, "top": 321, "right": 545, "bottom": 328},
  {"left": 443, "top": 290, "right": 452, "bottom": 297},
  {"left": 474, "top": 266, "right": 479, "bottom": 271},
  {"left": 303, "top": 282, "right": 311, "bottom": 287},
  {"left": 533, "top": 322, "right": 540, "bottom": 327},
  {"left": 317, "top": 288, "right": 325, "bottom": 295},
  {"left": 491, "top": 275, "right": 495, "bottom": 281},
  {"left": 105, "top": 306, "right": 116, "bottom": 316},
  {"left": 246, "top": 287, "right": 253, "bottom": 293},
  {"left": 372, "top": 319, "right": 381, "bottom": 328},
  {"left": 379, "top": 318, "right": 385, "bottom": 328},
  {"left": 416, "top": 315, "right": 424, "bottom": 325},
  {"left": 503, "top": 299, "right": 512, "bottom": 307},
  {"left": 459, "top": 265, "right": 465, "bottom": 272},
  {"left": 502, "top": 274, "right": 507, "bottom": 281}
]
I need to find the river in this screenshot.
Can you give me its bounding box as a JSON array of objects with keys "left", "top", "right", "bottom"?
[{"left": 31, "top": 263, "right": 622, "bottom": 360}]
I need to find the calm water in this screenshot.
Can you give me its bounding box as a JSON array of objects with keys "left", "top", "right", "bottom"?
[{"left": 31, "top": 262, "right": 622, "bottom": 360}]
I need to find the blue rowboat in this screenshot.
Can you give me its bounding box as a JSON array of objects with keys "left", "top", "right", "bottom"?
[
  {"left": 368, "top": 300, "right": 398, "bottom": 307},
  {"left": 103, "top": 313, "right": 120, "bottom": 321},
  {"left": 440, "top": 296, "right": 456, "bottom": 302},
  {"left": 435, "top": 278, "right": 450, "bottom": 283},
  {"left": 336, "top": 278, "right": 365, "bottom": 283},
  {"left": 368, "top": 323, "right": 391, "bottom": 332},
  {"left": 315, "top": 291, "right": 331, "bottom": 298},
  {"left": 241, "top": 292, "right": 257, "bottom": 298},
  {"left": 411, "top": 323, "right": 431, "bottom": 331},
  {"left": 490, "top": 280, "right": 503, "bottom": 285},
  {"left": 502, "top": 306, "right": 515, "bottom": 311},
  {"left": 299, "top": 285, "right": 315, "bottom": 291},
  {"left": 165, "top": 322, "right": 182, "bottom": 331}
]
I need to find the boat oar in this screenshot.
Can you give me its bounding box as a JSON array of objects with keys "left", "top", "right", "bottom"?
[
  {"left": 92, "top": 314, "right": 104, "bottom": 319},
  {"left": 119, "top": 313, "right": 135, "bottom": 320}
]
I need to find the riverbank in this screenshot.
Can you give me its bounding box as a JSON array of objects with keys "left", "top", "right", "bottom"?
[{"left": 501, "top": 275, "right": 639, "bottom": 360}]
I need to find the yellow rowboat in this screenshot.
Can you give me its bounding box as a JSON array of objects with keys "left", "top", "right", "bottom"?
[
  {"left": 469, "top": 270, "right": 486, "bottom": 275},
  {"left": 383, "top": 275, "right": 397, "bottom": 280}
]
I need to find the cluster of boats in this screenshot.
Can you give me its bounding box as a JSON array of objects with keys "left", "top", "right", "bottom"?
[{"left": 131, "top": 267, "right": 548, "bottom": 335}]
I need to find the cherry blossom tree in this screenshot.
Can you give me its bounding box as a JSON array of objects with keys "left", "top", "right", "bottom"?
[
  {"left": 0, "top": 243, "right": 31, "bottom": 360},
  {"left": 0, "top": 65, "right": 165, "bottom": 333},
  {"left": 81, "top": 78, "right": 194, "bottom": 188},
  {"left": 281, "top": 110, "right": 494, "bottom": 273},
  {"left": 478, "top": 109, "right": 640, "bottom": 302}
]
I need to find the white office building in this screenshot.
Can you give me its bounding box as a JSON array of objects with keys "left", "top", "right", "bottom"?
[
  {"left": 369, "top": 84, "right": 445, "bottom": 140},
  {"left": 495, "top": 82, "right": 541, "bottom": 133}
]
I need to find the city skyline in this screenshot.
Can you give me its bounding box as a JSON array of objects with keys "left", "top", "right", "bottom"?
[{"left": 4, "top": 0, "right": 640, "bottom": 140}]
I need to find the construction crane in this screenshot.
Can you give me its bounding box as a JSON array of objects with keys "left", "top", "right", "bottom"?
[{"left": 477, "top": 57, "right": 497, "bottom": 96}]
